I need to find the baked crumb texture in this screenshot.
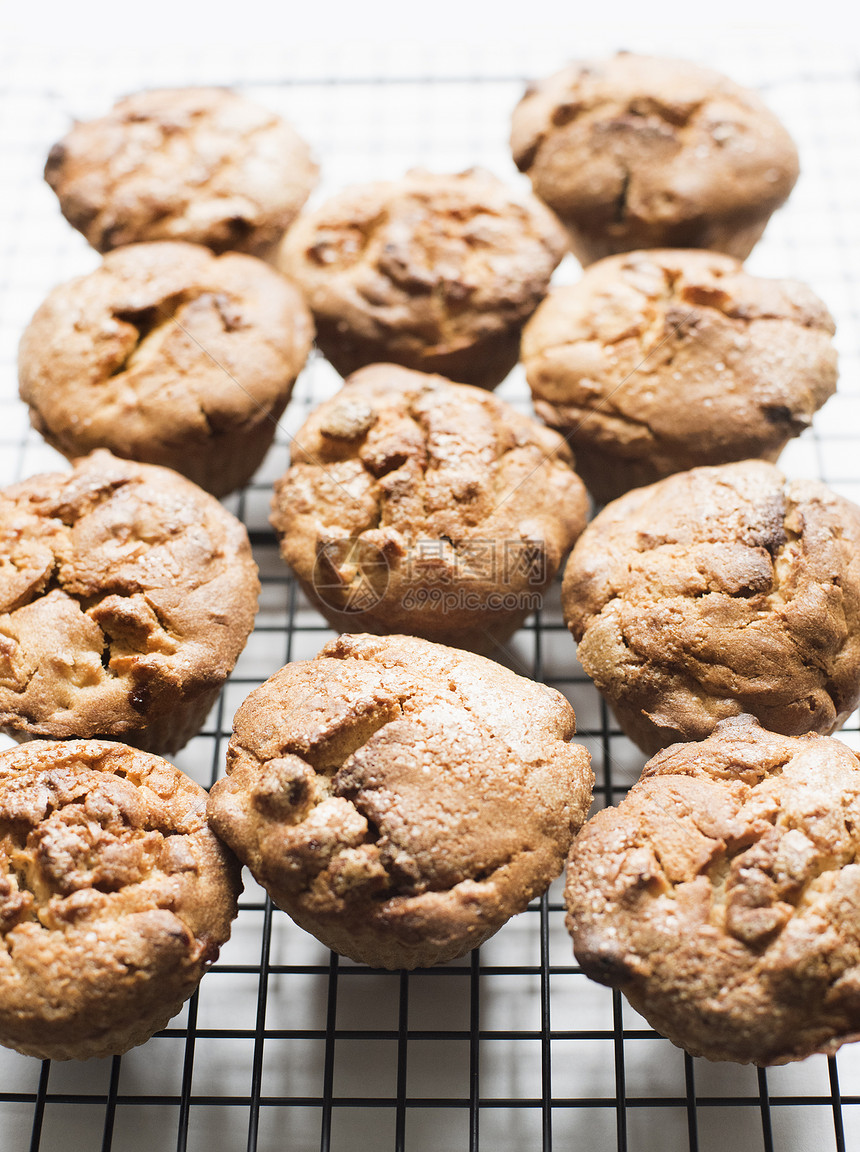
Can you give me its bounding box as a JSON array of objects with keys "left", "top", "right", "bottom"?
[
  {"left": 511, "top": 52, "right": 799, "bottom": 265},
  {"left": 278, "top": 168, "right": 567, "bottom": 388},
  {"left": 0, "top": 450, "right": 259, "bottom": 754},
  {"left": 566, "top": 717, "right": 860, "bottom": 1065},
  {"left": 44, "top": 87, "right": 319, "bottom": 258},
  {"left": 208, "top": 633, "right": 593, "bottom": 969},
  {"left": 18, "top": 241, "right": 314, "bottom": 497},
  {"left": 522, "top": 249, "right": 837, "bottom": 504},
  {"left": 270, "top": 363, "right": 589, "bottom": 652},
  {"left": 562, "top": 460, "right": 860, "bottom": 754},
  {"left": 0, "top": 739, "right": 241, "bottom": 1060}
]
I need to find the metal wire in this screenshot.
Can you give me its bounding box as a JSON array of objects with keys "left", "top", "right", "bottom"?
[{"left": 1, "top": 47, "right": 859, "bottom": 1152}]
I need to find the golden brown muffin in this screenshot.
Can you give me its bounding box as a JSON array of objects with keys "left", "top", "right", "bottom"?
[
  {"left": 522, "top": 249, "right": 837, "bottom": 504},
  {"left": 0, "top": 450, "right": 259, "bottom": 755},
  {"left": 18, "top": 241, "right": 314, "bottom": 498},
  {"left": 270, "top": 363, "right": 589, "bottom": 652},
  {"left": 561, "top": 460, "right": 860, "bottom": 754},
  {"left": 511, "top": 53, "right": 799, "bottom": 265},
  {"left": 278, "top": 168, "right": 566, "bottom": 388},
  {"left": 44, "top": 87, "right": 319, "bottom": 258},
  {"left": 0, "top": 739, "right": 241, "bottom": 1061},
  {"left": 566, "top": 717, "right": 860, "bottom": 1065},
  {"left": 208, "top": 633, "right": 592, "bottom": 969}
]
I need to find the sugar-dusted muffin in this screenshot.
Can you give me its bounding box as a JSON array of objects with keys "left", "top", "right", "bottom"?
[
  {"left": 18, "top": 241, "right": 314, "bottom": 498},
  {"left": 44, "top": 87, "right": 319, "bottom": 258},
  {"left": 561, "top": 460, "right": 860, "bottom": 755},
  {"left": 270, "top": 363, "right": 589, "bottom": 652},
  {"left": 278, "top": 168, "right": 566, "bottom": 388},
  {"left": 0, "top": 739, "right": 241, "bottom": 1061},
  {"left": 511, "top": 53, "right": 799, "bottom": 265},
  {"left": 566, "top": 717, "right": 860, "bottom": 1065},
  {"left": 522, "top": 249, "right": 837, "bottom": 504},
  {"left": 208, "top": 633, "right": 593, "bottom": 969},
  {"left": 0, "top": 450, "right": 259, "bottom": 755}
]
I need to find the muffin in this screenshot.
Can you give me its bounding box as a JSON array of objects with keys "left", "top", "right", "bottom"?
[
  {"left": 208, "top": 632, "right": 593, "bottom": 969},
  {"left": 566, "top": 717, "right": 860, "bottom": 1065},
  {"left": 44, "top": 86, "right": 318, "bottom": 258},
  {"left": 278, "top": 168, "right": 566, "bottom": 388},
  {"left": 18, "top": 241, "right": 314, "bottom": 497},
  {"left": 0, "top": 450, "right": 259, "bottom": 754},
  {"left": 511, "top": 52, "right": 799, "bottom": 265},
  {"left": 270, "top": 363, "right": 589, "bottom": 652},
  {"left": 0, "top": 738, "right": 241, "bottom": 1061},
  {"left": 561, "top": 460, "right": 860, "bottom": 755},
  {"left": 522, "top": 249, "right": 837, "bottom": 504}
]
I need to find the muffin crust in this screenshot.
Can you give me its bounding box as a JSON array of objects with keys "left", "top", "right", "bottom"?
[
  {"left": 44, "top": 86, "right": 318, "bottom": 258},
  {"left": 0, "top": 451, "right": 259, "bottom": 754},
  {"left": 561, "top": 460, "right": 860, "bottom": 754},
  {"left": 279, "top": 168, "right": 566, "bottom": 388},
  {"left": 0, "top": 739, "right": 241, "bottom": 1060},
  {"left": 18, "top": 241, "right": 313, "bottom": 497},
  {"left": 208, "top": 633, "right": 593, "bottom": 969},
  {"left": 566, "top": 718, "right": 860, "bottom": 1065},
  {"left": 511, "top": 52, "right": 799, "bottom": 265},
  {"left": 522, "top": 249, "right": 837, "bottom": 503},
  {"left": 270, "top": 363, "right": 588, "bottom": 651}
]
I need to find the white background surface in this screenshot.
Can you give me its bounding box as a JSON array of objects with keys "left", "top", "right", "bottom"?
[{"left": 3, "top": 0, "right": 859, "bottom": 51}]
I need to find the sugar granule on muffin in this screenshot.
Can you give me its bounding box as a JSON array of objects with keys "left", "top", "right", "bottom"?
[
  {"left": 511, "top": 52, "right": 799, "bottom": 265},
  {"left": 208, "top": 633, "right": 593, "bottom": 969},
  {"left": 522, "top": 248, "right": 837, "bottom": 504},
  {"left": 0, "top": 450, "right": 259, "bottom": 754},
  {"left": 561, "top": 460, "right": 860, "bottom": 754},
  {"left": 566, "top": 717, "right": 860, "bottom": 1065},
  {"left": 18, "top": 241, "right": 313, "bottom": 497},
  {"left": 44, "top": 86, "right": 319, "bottom": 258},
  {"left": 0, "top": 738, "right": 241, "bottom": 1061},
  {"left": 278, "top": 168, "right": 567, "bottom": 388},
  {"left": 270, "top": 363, "right": 589, "bottom": 653}
]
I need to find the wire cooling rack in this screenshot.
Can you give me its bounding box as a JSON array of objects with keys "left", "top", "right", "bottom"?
[{"left": 1, "top": 35, "right": 859, "bottom": 1152}]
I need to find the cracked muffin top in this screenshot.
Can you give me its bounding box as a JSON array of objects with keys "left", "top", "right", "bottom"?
[
  {"left": 566, "top": 717, "right": 860, "bottom": 1065},
  {"left": 278, "top": 168, "right": 567, "bottom": 388},
  {"left": 270, "top": 363, "right": 588, "bottom": 651},
  {"left": 522, "top": 249, "right": 837, "bottom": 504},
  {"left": 561, "top": 460, "right": 860, "bottom": 754},
  {"left": 0, "top": 450, "right": 259, "bottom": 754},
  {"left": 44, "top": 87, "right": 318, "bottom": 258},
  {"left": 0, "top": 738, "right": 241, "bottom": 1060},
  {"left": 18, "top": 241, "right": 314, "bottom": 497},
  {"left": 511, "top": 52, "right": 799, "bottom": 265},
  {"left": 208, "top": 632, "right": 593, "bottom": 969}
]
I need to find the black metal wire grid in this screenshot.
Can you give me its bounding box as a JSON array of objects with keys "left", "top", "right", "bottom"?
[{"left": 1, "top": 42, "right": 859, "bottom": 1152}]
